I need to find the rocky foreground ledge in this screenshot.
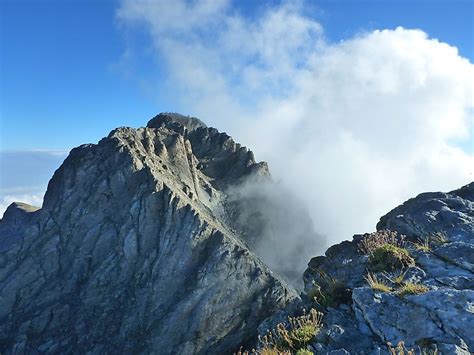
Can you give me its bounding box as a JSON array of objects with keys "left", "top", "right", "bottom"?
[
  {"left": 0, "top": 113, "right": 472, "bottom": 354},
  {"left": 254, "top": 182, "right": 473, "bottom": 354}
]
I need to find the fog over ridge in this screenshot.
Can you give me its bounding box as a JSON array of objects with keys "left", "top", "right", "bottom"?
[{"left": 117, "top": 0, "right": 474, "bottom": 246}]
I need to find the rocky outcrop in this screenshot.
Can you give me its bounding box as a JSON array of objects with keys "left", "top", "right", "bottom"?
[
  {"left": 0, "top": 202, "right": 40, "bottom": 252},
  {"left": 299, "top": 183, "right": 474, "bottom": 354},
  {"left": 377, "top": 182, "right": 474, "bottom": 241},
  {"left": 0, "top": 113, "right": 297, "bottom": 354}
]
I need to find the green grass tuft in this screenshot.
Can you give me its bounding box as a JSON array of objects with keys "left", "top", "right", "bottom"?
[
  {"left": 365, "top": 273, "right": 392, "bottom": 292},
  {"left": 369, "top": 243, "right": 415, "bottom": 272},
  {"left": 413, "top": 237, "right": 431, "bottom": 252}
]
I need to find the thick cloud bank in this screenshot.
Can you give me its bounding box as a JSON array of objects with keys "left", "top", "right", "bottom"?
[{"left": 117, "top": 0, "right": 474, "bottom": 246}]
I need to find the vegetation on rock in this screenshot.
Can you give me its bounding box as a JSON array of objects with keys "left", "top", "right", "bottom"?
[
  {"left": 430, "top": 232, "right": 449, "bottom": 245},
  {"left": 368, "top": 243, "right": 415, "bottom": 272},
  {"left": 307, "top": 271, "right": 352, "bottom": 308},
  {"left": 358, "top": 230, "right": 406, "bottom": 254},
  {"left": 387, "top": 340, "right": 438, "bottom": 354},
  {"left": 358, "top": 230, "right": 415, "bottom": 272},
  {"left": 236, "top": 309, "right": 323, "bottom": 355},
  {"left": 397, "top": 282, "right": 429, "bottom": 296},
  {"left": 365, "top": 272, "right": 393, "bottom": 292},
  {"left": 295, "top": 349, "right": 313, "bottom": 355},
  {"left": 412, "top": 237, "right": 431, "bottom": 252}
]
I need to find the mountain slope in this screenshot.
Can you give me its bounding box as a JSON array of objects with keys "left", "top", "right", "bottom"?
[{"left": 0, "top": 113, "right": 297, "bottom": 354}]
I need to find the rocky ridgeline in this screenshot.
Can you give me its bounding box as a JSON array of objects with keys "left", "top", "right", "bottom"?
[
  {"left": 0, "top": 113, "right": 473, "bottom": 354},
  {"left": 0, "top": 113, "right": 297, "bottom": 354}
]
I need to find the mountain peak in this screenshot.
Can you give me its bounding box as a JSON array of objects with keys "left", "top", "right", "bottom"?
[
  {"left": 146, "top": 112, "right": 207, "bottom": 132},
  {"left": 0, "top": 114, "right": 294, "bottom": 354}
]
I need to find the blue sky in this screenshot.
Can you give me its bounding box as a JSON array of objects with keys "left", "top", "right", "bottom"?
[
  {"left": 1, "top": 0, "right": 472, "bottom": 150},
  {"left": 1, "top": 0, "right": 473, "bottom": 242}
]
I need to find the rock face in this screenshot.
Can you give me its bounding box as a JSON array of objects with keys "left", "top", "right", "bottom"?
[
  {"left": 0, "top": 202, "right": 40, "bottom": 252},
  {"left": 300, "top": 183, "right": 474, "bottom": 354},
  {"left": 0, "top": 113, "right": 297, "bottom": 354},
  {"left": 2, "top": 112, "right": 473, "bottom": 355}
]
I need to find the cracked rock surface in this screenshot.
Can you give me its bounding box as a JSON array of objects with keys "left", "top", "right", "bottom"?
[
  {"left": 297, "top": 182, "right": 474, "bottom": 354},
  {"left": 0, "top": 113, "right": 297, "bottom": 354}
]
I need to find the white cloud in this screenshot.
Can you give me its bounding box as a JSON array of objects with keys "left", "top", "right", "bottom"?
[{"left": 117, "top": 0, "right": 474, "bottom": 247}]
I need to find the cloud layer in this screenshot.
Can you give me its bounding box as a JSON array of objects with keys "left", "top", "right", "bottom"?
[
  {"left": 117, "top": 0, "right": 474, "bottom": 246},
  {"left": 0, "top": 151, "right": 67, "bottom": 216}
]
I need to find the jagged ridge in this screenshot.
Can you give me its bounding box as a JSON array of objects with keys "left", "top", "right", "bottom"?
[{"left": 0, "top": 114, "right": 296, "bottom": 354}]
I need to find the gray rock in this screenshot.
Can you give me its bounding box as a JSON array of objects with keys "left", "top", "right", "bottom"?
[
  {"left": 2, "top": 112, "right": 474, "bottom": 355},
  {"left": 0, "top": 202, "right": 40, "bottom": 252},
  {"left": 352, "top": 287, "right": 474, "bottom": 349},
  {"left": 314, "top": 307, "right": 383, "bottom": 353},
  {"left": 435, "top": 275, "right": 474, "bottom": 290},
  {"left": 433, "top": 241, "right": 474, "bottom": 272},
  {"left": 297, "top": 182, "right": 474, "bottom": 354},
  {"left": 377, "top": 182, "right": 474, "bottom": 240},
  {"left": 147, "top": 112, "right": 207, "bottom": 132},
  {"left": 303, "top": 237, "right": 367, "bottom": 294},
  {"left": 437, "top": 342, "right": 471, "bottom": 355},
  {"left": 0, "top": 115, "right": 297, "bottom": 354}
]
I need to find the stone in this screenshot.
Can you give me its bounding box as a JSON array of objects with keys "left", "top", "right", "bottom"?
[
  {"left": 0, "top": 202, "right": 40, "bottom": 252},
  {"left": 352, "top": 288, "right": 474, "bottom": 349},
  {"left": 297, "top": 182, "right": 474, "bottom": 354},
  {"left": 0, "top": 114, "right": 297, "bottom": 354},
  {"left": 377, "top": 182, "right": 474, "bottom": 240}
]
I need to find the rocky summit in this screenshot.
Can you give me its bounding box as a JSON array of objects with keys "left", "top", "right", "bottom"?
[
  {"left": 0, "top": 113, "right": 297, "bottom": 354},
  {"left": 1, "top": 113, "right": 473, "bottom": 355}
]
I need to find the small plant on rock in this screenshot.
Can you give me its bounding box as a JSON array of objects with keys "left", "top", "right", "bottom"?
[
  {"left": 388, "top": 341, "right": 416, "bottom": 355},
  {"left": 236, "top": 309, "right": 323, "bottom": 355},
  {"left": 369, "top": 243, "right": 415, "bottom": 272},
  {"left": 365, "top": 272, "right": 392, "bottom": 292},
  {"left": 387, "top": 340, "right": 439, "bottom": 355},
  {"left": 295, "top": 349, "right": 313, "bottom": 355},
  {"left": 276, "top": 309, "right": 323, "bottom": 350},
  {"left": 359, "top": 230, "right": 415, "bottom": 272},
  {"left": 413, "top": 237, "right": 431, "bottom": 252},
  {"left": 384, "top": 269, "right": 407, "bottom": 285},
  {"left": 397, "top": 282, "right": 429, "bottom": 296},
  {"left": 431, "top": 232, "right": 448, "bottom": 245},
  {"left": 308, "top": 272, "right": 351, "bottom": 308},
  {"left": 358, "top": 230, "right": 406, "bottom": 254}
]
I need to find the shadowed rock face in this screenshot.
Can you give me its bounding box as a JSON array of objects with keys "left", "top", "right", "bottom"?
[
  {"left": 0, "top": 115, "right": 297, "bottom": 354},
  {"left": 0, "top": 202, "right": 40, "bottom": 252}
]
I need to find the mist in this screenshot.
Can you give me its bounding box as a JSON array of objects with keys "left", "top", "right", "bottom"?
[
  {"left": 226, "top": 177, "right": 325, "bottom": 287},
  {"left": 117, "top": 0, "right": 474, "bottom": 248}
]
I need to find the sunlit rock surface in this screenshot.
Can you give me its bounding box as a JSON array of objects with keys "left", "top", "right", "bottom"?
[
  {"left": 0, "top": 113, "right": 297, "bottom": 354},
  {"left": 297, "top": 182, "right": 474, "bottom": 354}
]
